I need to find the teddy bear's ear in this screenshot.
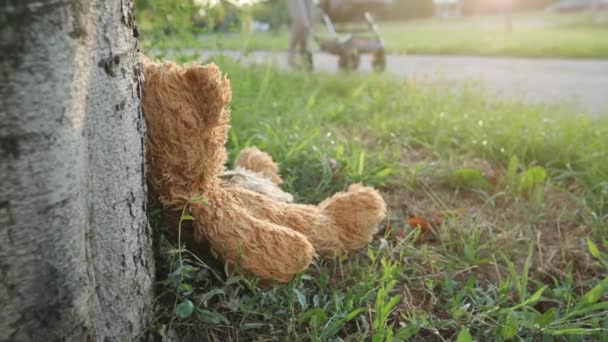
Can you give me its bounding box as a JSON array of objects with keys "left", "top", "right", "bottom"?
[{"left": 182, "top": 63, "right": 232, "bottom": 118}]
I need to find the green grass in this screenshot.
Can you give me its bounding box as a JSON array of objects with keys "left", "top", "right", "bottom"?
[
  {"left": 140, "top": 12, "right": 608, "bottom": 58},
  {"left": 147, "top": 55, "right": 608, "bottom": 341}
]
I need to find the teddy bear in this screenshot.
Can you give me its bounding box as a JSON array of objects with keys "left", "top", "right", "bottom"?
[{"left": 141, "top": 56, "right": 387, "bottom": 282}]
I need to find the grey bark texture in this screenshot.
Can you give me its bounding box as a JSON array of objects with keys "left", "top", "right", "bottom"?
[{"left": 0, "top": 0, "right": 154, "bottom": 341}]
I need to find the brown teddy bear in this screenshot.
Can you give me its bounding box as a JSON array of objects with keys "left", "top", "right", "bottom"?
[{"left": 141, "top": 57, "right": 387, "bottom": 282}]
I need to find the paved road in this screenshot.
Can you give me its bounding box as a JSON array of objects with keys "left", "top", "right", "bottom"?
[{"left": 193, "top": 50, "right": 608, "bottom": 115}]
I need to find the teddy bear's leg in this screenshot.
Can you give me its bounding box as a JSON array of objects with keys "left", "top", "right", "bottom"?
[
  {"left": 190, "top": 201, "right": 315, "bottom": 282},
  {"left": 318, "top": 184, "right": 387, "bottom": 250},
  {"left": 232, "top": 184, "right": 386, "bottom": 255},
  {"left": 234, "top": 146, "right": 284, "bottom": 185}
]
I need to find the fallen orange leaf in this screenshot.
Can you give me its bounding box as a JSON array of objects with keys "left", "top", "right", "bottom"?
[
  {"left": 406, "top": 217, "right": 431, "bottom": 239},
  {"left": 407, "top": 217, "right": 430, "bottom": 229}
]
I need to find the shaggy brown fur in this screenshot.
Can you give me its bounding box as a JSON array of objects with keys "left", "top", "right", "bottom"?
[
  {"left": 141, "top": 57, "right": 387, "bottom": 282},
  {"left": 234, "top": 147, "right": 284, "bottom": 185}
]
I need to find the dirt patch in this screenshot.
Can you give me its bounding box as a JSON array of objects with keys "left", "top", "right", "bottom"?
[{"left": 379, "top": 159, "right": 602, "bottom": 288}]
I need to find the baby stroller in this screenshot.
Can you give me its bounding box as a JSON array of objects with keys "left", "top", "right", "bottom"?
[{"left": 315, "top": 0, "right": 390, "bottom": 71}]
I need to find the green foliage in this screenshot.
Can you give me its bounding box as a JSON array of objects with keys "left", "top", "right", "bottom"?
[
  {"left": 372, "top": 259, "right": 402, "bottom": 341},
  {"left": 457, "top": 327, "right": 473, "bottom": 342},
  {"left": 518, "top": 166, "right": 547, "bottom": 193},
  {"left": 506, "top": 155, "right": 520, "bottom": 190},
  {"left": 250, "top": 0, "right": 290, "bottom": 30},
  {"left": 136, "top": 0, "right": 199, "bottom": 36},
  {"left": 136, "top": 0, "right": 249, "bottom": 50},
  {"left": 500, "top": 157, "right": 549, "bottom": 208},
  {"left": 175, "top": 299, "right": 194, "bottom": 318},
  {"left": 451, "top": 167, "right": 491, "bottom": 190}
]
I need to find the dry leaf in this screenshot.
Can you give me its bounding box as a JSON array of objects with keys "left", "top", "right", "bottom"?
[{"left": 406, "top": 217, "right": 431, "bottom": 240}]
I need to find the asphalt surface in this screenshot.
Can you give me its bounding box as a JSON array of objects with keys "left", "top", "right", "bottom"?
[{"left": 194, "top": 50, "right": 608, "bottom": 115}]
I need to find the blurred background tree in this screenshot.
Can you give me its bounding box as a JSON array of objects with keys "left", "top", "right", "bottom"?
[
  {"left": 379, "top": 0, "right": 435, "bottom": 20},
  {"left": 135, "top": 0, "right": 561, "bottom": 35},
  {"left": 136, "top": 0, "right": 197, "bottom": 36},
  {"left": 134, "top": 0, "right": 563, "bottom": 48},
  {"left": 135, "top": 0, "right": 248, "bottom": 40},
  {"left": 251, "top": 0, "right": 290, "bottom": 30}
]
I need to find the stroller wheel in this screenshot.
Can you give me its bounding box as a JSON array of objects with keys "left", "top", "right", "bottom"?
[
  {"left": 372, "top": 50, "right": 386, "bottom": 72},
  {"left": 338, "top": 52, "right": 360, "bottom": 71}
]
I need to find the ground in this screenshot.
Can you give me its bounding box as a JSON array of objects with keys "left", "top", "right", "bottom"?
[{"left": 146, "top": 54, "right": 608, "bottom": 341}]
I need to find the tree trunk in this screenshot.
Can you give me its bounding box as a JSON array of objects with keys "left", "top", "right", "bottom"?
[{"left": 0, "top": 0, "right": 154, "bottom": 341}]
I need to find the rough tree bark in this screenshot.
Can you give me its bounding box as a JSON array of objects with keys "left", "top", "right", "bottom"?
[{"left": 0, "top": 0, "right": 154, "bottom": 341}]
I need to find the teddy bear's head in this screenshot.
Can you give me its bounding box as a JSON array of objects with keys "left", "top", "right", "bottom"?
[{"left": 141, "top": 57, "right": 232, "bottom": 206}]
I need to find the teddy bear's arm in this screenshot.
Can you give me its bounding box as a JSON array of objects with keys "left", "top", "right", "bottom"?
[{"left": 234, "top": 146, "right": 284, "bottom": 185}]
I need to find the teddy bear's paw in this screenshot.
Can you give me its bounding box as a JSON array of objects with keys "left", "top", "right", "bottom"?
[
  {"left": 319, "top": 184, "right": 387, "bottom": 251},
  {"left": 234, "top": 146, "right": 283, "bottom": 185}
]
